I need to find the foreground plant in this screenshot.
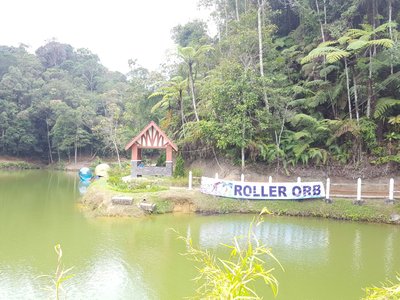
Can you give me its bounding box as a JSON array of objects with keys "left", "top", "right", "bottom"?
[
  {"left": 179, "top": 209, "right": 283, "bottom": 299},
  {"left": 39, "top": 244, "right": 75, "bottom": 300},
  {"left": 362, "top": 276, "right": 400, "bottom": 299}
]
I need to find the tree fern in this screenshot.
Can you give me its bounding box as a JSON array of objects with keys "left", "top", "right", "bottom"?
[
  {"left": 333, "top": 119, "right": 361, "bottom": 138},
  {"left": 373, "top": 98, "right": 400, "bottom": 119},
  {"left": 290, "top": 113, "right": 318, "bottom": 127},
  {"left": 301, "top": 46, "right": 349, "bottom": 64},
  {"left": 293, "top": 130, "right": 311, "bottom": 140},
  {"left": 389, "top": 115, "right": 400, "bottom": 125}
]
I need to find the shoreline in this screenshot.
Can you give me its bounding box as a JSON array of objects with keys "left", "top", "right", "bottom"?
[{"left": 81, "top": 178, "right": 400, "bottom": 224}]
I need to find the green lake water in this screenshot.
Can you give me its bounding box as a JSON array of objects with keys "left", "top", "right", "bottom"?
[{"left": 0, "top": 170, "right": 399, "bottom": 299}]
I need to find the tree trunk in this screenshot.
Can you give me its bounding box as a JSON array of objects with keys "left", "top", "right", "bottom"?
[
  {"left": 353, "top": 72, "right": 360, "bottom": 124},
  {"left": 257, "top": 3, "right": 264, "bottom": 77},
  {"left": 2, "top": 129, "right": 5, "bottom": 153},
  {"left": 315, "top": 0, "right": 326, "bottom": 43},
  {"left": 179, "top": 91, "right": 186, "bottom": 134},
  {"left": 344, "top": 59, "right": 352, "bottom": 120},
  {"left": 46, "top": 119, "right": 53, "bottom": 164},
  {"left": 74, "top": 133, "right": 78, "bottom": 165},
  {"left": 257, "top": 0, "right": 269, "bottom": 110},
  {"left": 224, "top": 0, "right": 229, "bottom": 35},
  {"left": 241, "top": 118, "right": 245, "bottom": 172},
  {"left": 188, "top": 62, "right": 200, "bottom": 122},
  {"left": 112, "top": 139, "right": 121, "bottom": 168},
  {"left": 367, "top": 48, "right": 373, "bottom": 118},
  {"left": 74, "top": 143, "right": 77, "bottom": 165},
  {"left": 389, "top": 0, "right": 394, "bottom": 74},
  {"left": 235, "top": 0, "right": 240, "bottom": 21}
]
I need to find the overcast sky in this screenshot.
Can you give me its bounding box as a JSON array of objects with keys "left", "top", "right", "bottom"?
[{"left": 1, "top": 0, "right": 213, "bottom": 73}]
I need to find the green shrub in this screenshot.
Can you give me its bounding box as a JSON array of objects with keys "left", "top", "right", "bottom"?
[
  {"left": 177, "top": 209, "right": 283, "bottom": 299},
  {"left": 156, "top": 152, "right": 166, "bottom": 167},
  {"left": 362, "top": 276, "right": 400, "bottom": 299},
  {"left": 192, "top": 168, "right": 203, "bottom": 177},
  {"left": 174, "top": 154, "right": 185, "bottom": 178},
  {"left": 107, "top": 166, "right": 168, "bottom": 193},
  {"left": 0, "top": 161, "right": 39, "bottom": 169}
]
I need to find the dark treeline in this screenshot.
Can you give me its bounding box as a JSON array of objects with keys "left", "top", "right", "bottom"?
[{"left": 1, "top": 0, "right": 400, "bottom": 171}]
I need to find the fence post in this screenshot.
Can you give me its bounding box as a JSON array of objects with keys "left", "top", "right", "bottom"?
[
  {"left": 268, "top": 176, "right": 272, "bottom": 184},
  {"left": 354, "top": 178, "right": 364, "bottom": 205},
  {"left": 188, "top": 171, "right": 193, "bottom": 190},
  {"left": 241, "top": 174, "right": 245, "bottom": 182},
  {"left": 386, "top": 178, "right": 395, "bottom": 204},
  {"left": 325, "top": 178, "right": 332, "bottom": 203},
  {"left": 215, "top": 173, "right": 219, "bottom": 179},
  {"left": 297, "top": 177, "right": 301, "bottom": 183}
]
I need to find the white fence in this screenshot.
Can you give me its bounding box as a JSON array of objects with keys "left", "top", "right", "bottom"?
[{"left": 187, "top": 171, "right": 399, "bottom": 202}]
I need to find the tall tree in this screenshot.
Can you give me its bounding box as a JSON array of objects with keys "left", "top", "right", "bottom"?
[{"left": 177, "top": 45, "right": 213, "bottom": 122}]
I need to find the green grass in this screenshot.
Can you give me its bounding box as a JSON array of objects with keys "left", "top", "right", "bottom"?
[
  {"left": 0, "top": 161, "right": 40, "bottom": 170},
  {"left": 193, "top": 196, "right": 398, "bottom": 223},
  {"left": 83, "top": 178, "right": 400, "bottom": 223}
]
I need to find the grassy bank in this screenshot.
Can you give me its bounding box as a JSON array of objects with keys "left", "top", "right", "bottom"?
[
  {"left": 80, "top": 178, "right": 400, "bottom": 224},
  {"left": 0, "top": 161, "right": 40, "bottom": 170}
]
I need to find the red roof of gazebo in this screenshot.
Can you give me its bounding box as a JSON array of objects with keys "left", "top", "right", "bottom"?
[{"left": 124, "top": 121, "right": 178, "bottom": 151}]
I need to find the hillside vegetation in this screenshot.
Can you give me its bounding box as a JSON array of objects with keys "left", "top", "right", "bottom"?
[{"left": 0, "top": 0, "right": 399, "bottom": 173}]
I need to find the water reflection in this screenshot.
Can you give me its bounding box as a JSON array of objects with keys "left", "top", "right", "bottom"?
[
  {"left": 385, "top": 232, "right": 394, "bottom": 276},
  {"left": 198, "top": 219, "right": 330, "bottom": 265},
  {"left": 352, "top": 229, "right": 362, "bottom": 272},
  {"left": 1, "top": 171, "right": 400, "bottom": 300},
  {"left": 69, "top": 253, "right": 150, "bottom": 299}
]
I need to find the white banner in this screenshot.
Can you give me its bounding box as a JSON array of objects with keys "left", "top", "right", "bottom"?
[{"left": 200, "top": 177, "right": 325, "bottom": 200}]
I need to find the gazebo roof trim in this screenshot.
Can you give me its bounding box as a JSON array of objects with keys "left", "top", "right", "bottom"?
[{"left": 124, "top": 121, "right": 178, "bottom": 151}]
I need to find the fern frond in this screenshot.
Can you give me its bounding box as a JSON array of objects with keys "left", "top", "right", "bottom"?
[
  {"left": 304, "top": 80, "right": 326, "bottom": 88},
  {"left": 333, "top": 120, "right": 360, "bottom": 138},
  {"left": 347, "top": 40, "right": 368, "bottom": 50},
  {"left": 338, "top": 36, "right": 351, "bottom": 45},
  {"left": 389, "top": 115, "right": 400, "bottom": 125},
  {"left": 347, "top": 28, "right": 369, "bottom": 38},
  {"left": 290, "top": 114, "right": 318, "bottom": 127},
  {"left": 318, "top": 41, "right": 338, "bottom": 47},
  {"left": 288, "top": 98, "right": 308, "bottom": 107},
  {"left": 302, "top": 46, "right": 348, "bottom": 64},
  {"left": 374, "top": 98, "right": 400, "bottom": 119},
  {"left": 368, "top": 39, "right": 394, "bottom": 49},
  {"left": 150, "top": 99, "right": 168, "bottom": 113},
  {"left": 293, "top": 143, "right": 310, "bottom": 157},
  {"left": 374, "top": 22, "right": 397, "bottom": 33},
  {"left": 293, "top": 131, "right": 311, "bottom": 140},
  {"left": 320, "top": 65, "right": 339, "bottom": 77},
  {"left": 326, "top": 50, "right": 350, "bottom": 63},
  {"left": 148, "top": 91, "right": 166, "bottom": 99}
]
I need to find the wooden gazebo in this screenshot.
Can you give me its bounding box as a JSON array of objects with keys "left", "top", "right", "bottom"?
[{"left": 125, "top": 121, "right": 178, "bottom": 177}]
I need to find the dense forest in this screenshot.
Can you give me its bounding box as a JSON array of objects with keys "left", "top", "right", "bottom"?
[{"left": 1, "top": 0, "right": 400, "bottom": 172}]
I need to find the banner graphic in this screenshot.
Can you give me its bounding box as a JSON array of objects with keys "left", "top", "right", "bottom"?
[{"left": 200, "top": 177, "right": 325, "bottom": 200}]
